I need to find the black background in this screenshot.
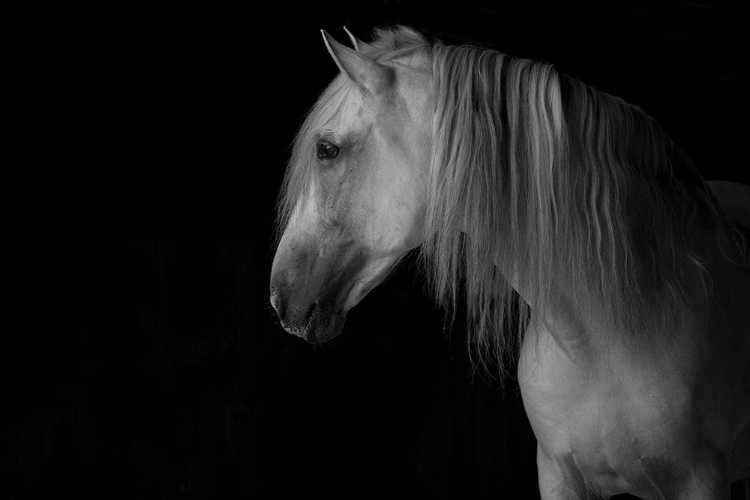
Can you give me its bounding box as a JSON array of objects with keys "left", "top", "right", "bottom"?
[{"left": 6, "top": 0, "right": 748, "bottom": 499}]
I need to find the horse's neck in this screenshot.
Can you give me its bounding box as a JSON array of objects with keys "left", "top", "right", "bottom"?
[{"left": 490, "top": 255, "right": 594, "bottom": 363}]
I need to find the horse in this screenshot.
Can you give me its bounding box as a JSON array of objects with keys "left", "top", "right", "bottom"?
[{"left": 269, "top": 25, "right": 750, "bottom": 499}]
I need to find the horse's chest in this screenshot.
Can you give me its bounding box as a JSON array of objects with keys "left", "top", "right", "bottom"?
[{"left": 519, "top": 337, "right": 634, "bottom": 452}]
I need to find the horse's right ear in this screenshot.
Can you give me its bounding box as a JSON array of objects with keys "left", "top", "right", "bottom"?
[{"left": 321, "top": 29, "right": 390, "bottom": 95}]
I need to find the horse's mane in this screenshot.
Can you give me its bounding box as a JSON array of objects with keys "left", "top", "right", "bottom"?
[
  {"left": 278, "top": 26, "right": 740, "bottom": 381},
  {"left": 422, "top": 27, "right": 736, "bottom": 379}
]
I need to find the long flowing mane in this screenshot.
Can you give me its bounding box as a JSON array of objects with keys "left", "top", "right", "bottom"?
[{"left": 278, "top": 26, "right": 742, "bottom": 381}]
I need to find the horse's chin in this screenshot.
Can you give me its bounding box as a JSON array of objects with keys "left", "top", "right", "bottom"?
[{"left": 281, "top": 304, "right": 347, "bottom": 344}]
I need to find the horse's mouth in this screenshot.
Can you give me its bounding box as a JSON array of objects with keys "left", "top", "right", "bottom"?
[{"left": 280, "top": 300, "right": 346, "bottom": 344}]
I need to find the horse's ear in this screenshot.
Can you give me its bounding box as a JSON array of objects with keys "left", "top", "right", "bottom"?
[
  {"left": 343, "top": 26, "right": 373, "bottom": 53},
  {"left": 321, "top": 29, "right": 390, "bottom": 95}
]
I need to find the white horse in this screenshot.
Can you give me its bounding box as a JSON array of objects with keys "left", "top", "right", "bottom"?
[{"left": 270, "top": 26, "right": 750, "bottom": 499}]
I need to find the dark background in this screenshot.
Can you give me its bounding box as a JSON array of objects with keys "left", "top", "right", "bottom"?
[{"left": 6, "top": 0, "right": 748, "bottom": 498}]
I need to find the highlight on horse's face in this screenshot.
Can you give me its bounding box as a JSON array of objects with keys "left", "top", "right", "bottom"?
[{"left": 270, "top": 29, "right": 432, "bottom": 343}]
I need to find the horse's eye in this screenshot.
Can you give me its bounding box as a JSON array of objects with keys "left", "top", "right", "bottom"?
[{"left": 316, "top": 140, "right": 340, "bottom": 160}]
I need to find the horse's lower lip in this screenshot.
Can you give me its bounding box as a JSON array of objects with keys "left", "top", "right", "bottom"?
[{"left": 304, "top": 307, "right": 346, "bottom": 344}]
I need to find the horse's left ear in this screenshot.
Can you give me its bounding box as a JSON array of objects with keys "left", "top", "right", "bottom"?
[
  {"left": 343, "top": 26, "right": 373, "bottom": 53},
  {"left": 321, "top": 29, "right": 390, "bottom": 95}
]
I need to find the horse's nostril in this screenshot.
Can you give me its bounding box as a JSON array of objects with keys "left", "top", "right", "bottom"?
[{"left": 270, "top": 291, "right": 280, "bottom": 312}]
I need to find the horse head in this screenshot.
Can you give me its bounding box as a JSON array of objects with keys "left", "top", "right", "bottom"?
[{"left": 270, "top": 29, "right": 433, "bottom": 342}]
